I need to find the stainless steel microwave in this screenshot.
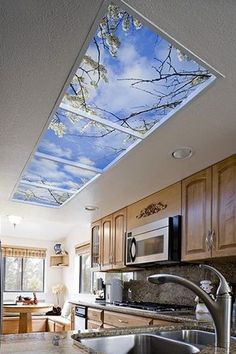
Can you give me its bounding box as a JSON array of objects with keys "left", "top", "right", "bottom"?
[{"left": 125, "top": 216, "right": 181, "bottom": 266}]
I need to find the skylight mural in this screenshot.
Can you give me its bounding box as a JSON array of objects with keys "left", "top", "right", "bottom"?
[{"left": 12, "top": 2, "right": 216, "bottom": 208}]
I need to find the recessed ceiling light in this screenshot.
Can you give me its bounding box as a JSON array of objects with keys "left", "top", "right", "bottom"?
[
  {"left": 171, "top": 147, "right": 193, "bottom": 160},
  {"left": 84, "top": 206, "right": 98, "bottom": 211}
]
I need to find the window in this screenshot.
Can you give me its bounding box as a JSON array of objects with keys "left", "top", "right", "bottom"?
[
  {"left": 4, "top": 257, "right": 45, "bottom": 292},
  {"left": 11, "top": 1, "right": 216, "bottom": 208},
  {"left": 78, "top": 253, "right": 92, "bottom": 294}
]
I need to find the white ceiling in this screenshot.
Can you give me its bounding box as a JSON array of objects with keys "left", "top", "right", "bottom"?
[{"left": 1, "top": 0, "right": 235, "bottom": 241}]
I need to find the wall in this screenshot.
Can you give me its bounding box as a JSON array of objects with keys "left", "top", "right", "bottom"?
[
  {"left": 1, "top": 235, "right": 63, "bottom": 305},
  {"left": 123, "top": 261, "right": 236, "bottom": 306},
  {"left": 62, "top": 223, "right": 95, "bottom": 303}
]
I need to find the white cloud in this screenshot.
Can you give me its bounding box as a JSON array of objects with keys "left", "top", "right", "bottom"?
[
  {"left": 39, "top": 140, "right": 73, "bottom": 160},
  {"left": 87, "top": 42, "right": 158, "bottom": 118},
  {"left": 78, "top": 156, "right": 95, "bottom": 166},
  {"left": 63, "top": 165, "right": 96, "bottom": 179}
]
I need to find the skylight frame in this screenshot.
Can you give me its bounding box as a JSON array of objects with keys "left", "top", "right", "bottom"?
[{"left": 10, "top": 0, "right": 223, "bottom": 209}]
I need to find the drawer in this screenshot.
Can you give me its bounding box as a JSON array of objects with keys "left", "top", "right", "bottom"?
[
  {"left": 87, "top": 320, "right": 103, "bottom": 329},
  {"left": 104, "top": 311, "right": 152, "bottom": 328},
  {"left": 87, "top": 308, "right": 103, "bottom": 323}
]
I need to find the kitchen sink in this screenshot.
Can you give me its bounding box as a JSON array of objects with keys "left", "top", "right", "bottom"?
[
  {"left": 156, "top": 330, "right": 236, "bottom": 349},
  {"left": 78, "top": 333, "right": 200, "bottom": 354}
]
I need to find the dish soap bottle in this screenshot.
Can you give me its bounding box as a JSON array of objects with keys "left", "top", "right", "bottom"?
[{"left": 195, "top": 280, "right": 214, "bottom": 321}]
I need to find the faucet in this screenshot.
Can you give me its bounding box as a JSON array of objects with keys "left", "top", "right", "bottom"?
[{"left": 148, "top": 264, "right": 232, "bottom": 350}]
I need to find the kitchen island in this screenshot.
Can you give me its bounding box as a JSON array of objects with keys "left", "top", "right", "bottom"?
[
  {"left": 0, "top": 331, "right": 88, "bottom": 354},
  {"left": 1, "top": 322, "right": 236, "bottom": 354}
]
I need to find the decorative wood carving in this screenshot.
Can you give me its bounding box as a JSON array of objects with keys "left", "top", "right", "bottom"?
[{"left": 136, "top": 202, "right": 167, "bottom": 219}]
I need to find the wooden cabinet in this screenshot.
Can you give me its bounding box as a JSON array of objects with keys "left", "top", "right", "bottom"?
[
  {"left": 112, "top": 208, "right": 127, "bottom": 270},
  {"left": 93, "top": 208, "right": 127, "bottom": 271},
  {"left": 127, "top": 182, "right": 181, "bottom": 230},
  {"left": 3, "top": 317, "right": 47, "bottom": 334},
  {"left": 181, "top": 168, "right": 212, "bottom": 261},
  {"left": 87, "top": 320, "right": 103, "bottom": 329},
  {"left": 212, "top": 155, "right": 236, "bottom": 257},
  {"left": 91, "top": 220, "right": 101, "bottom": 271},
  {"left": 101, "top": 215, "right": 113, "bottom": 271},
  {"left": 47, "top": 319, "right": 56, "bottom": 332},
  {"left": 182, "top": 155, "right": 236, "bottom": 261},
  {"left": 87, "top": 307, "right": 103, "bottom": 329},
  {"left": 103, "top": 311, "right": 153, "bottom": 328}
]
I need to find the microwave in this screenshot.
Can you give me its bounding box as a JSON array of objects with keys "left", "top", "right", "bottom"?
[{"left": 125, "top": 216, "right": 181, "bottom": 266}]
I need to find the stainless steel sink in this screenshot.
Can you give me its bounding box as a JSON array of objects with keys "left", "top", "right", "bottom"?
[
  {"left": 79, "top": 333, "right": 200, "bottom": 354},
  {"left": 156, "top": 330, "right": 236, "bottom": 349}
]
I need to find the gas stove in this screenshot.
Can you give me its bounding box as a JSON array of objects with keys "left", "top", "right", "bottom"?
[{"left": 113, "top": 301, "right": 194, "bottom": 312}]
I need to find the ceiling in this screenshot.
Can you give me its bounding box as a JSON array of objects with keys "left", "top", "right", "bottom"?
[{"left": 1, "top": 0, "right": 235, "bottom": 241}]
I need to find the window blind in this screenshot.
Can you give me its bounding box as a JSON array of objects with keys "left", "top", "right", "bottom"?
[{"left": 2, "top": 245, "right": 47, "bottom": 259}]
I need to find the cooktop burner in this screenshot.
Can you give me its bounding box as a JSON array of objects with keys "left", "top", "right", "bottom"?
[{"left": 113, "top": 301, "right": 194, "bottom": 312}]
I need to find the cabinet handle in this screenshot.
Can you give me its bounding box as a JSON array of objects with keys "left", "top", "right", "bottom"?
[
  {"left": 205, "top": 230, "right": 211, "bottom": 251},
  {"left": 118, "top": 319, "right": 128, "bottom": 324},
  {"left": 210, "top": 230, "right": 215, "bottom": 249}
]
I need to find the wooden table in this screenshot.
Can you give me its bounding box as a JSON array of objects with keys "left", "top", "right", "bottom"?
[{"left": 4, "top": 303, "right": 53, "bottom": 333}]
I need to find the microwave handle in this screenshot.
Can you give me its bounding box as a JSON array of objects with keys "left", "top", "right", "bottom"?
[{"left": 130, "top": 237, "right": 137, "bottom": 262}]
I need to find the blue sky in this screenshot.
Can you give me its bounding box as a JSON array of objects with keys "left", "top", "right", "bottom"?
[{"left": 12, "top": 4, "right": 214, "bottom": 207}]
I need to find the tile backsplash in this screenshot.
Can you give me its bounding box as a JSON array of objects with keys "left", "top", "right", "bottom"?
[{"left": 123, "top": 261, "right": 236, "bottom": 306}]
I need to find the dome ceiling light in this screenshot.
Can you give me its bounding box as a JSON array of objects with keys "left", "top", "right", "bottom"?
[{"left": 171, "top": 147, "right": 193, "bottom": 160}]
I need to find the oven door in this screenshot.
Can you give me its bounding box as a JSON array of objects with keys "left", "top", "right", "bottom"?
[{"left": 126, "top": 226, "right": 169, "bottom": 265}]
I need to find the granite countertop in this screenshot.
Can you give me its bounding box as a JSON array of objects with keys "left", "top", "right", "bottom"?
[
  {"left": 1, "top": 324, "right": 235, "bottom": 354},
  {"left": 0, "top": 331, "right": 89, "bottom": 354}
]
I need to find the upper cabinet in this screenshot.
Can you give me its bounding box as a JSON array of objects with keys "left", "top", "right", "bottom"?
[
  {"left": 112, "top": 208, "right": 127, "bottom": 270},
  {"left": 100, "top": 214, "right": 113, "bottom": 271},
  {"left": 181, "top": 168, "right": 212, "bottom": 261},
  {"left": 91, "top": 208, "right": 127, "bottom": 272},
  {"left": 91, "top": 154, "right": 236, "bottom": 270},
  {"left": 91, "top": 220, "right": 101, "bottom": 271},
  {"left": 212, "top": 155, "right": 236, "bottom": 257},
  {"left": 127, "top": 182, "right": 181, "bottom": 230},
  {"left": 182, "top": 155, "right": 236, "bottom": 261}
]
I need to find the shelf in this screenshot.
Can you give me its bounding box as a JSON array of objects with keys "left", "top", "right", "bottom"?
[{"left": 50, "top": 254, "right": 69, "bottom": 267}]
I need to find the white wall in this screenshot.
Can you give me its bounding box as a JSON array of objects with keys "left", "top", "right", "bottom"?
[
  {"left": 62, "top": 222, "right": 95, "bottom": 302},
  {"left": 1, "top": 235, "right": 63, "bottom": 305}
]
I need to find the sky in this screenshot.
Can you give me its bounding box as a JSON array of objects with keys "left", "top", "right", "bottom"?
[{"left": 12, "top": 4, "right": 215, "bottom": 208}]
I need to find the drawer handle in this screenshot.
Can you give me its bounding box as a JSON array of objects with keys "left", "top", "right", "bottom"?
[{"left": 118, "top": 319, "right": 128, "bottom": 324}]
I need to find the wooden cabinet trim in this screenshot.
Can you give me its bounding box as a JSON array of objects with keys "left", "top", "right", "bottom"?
[{"left": 127, "top": 182, "right": 181, "bottom": 230}]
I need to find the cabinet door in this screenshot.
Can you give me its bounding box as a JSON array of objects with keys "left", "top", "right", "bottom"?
[
  {"left": 101, "top": 215, "right": 113, "bottom": 271},
  {"left": 112, "top": 208, "right": 127, "bottom": 269},
  {"left": 47, "top": 319, "right": 55, "bottom": 332},
  {"left": 55, "top": 322, "right": 65, "bottom": 332},
  {"left": 91, "top": 220, "right": 101, "bottom": 271},
  {"left": 212, "top": 155, "right": 236, "bottom": 257},
  {"left": 181, "top": 168, "right": 212, "bottom": 261}
]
